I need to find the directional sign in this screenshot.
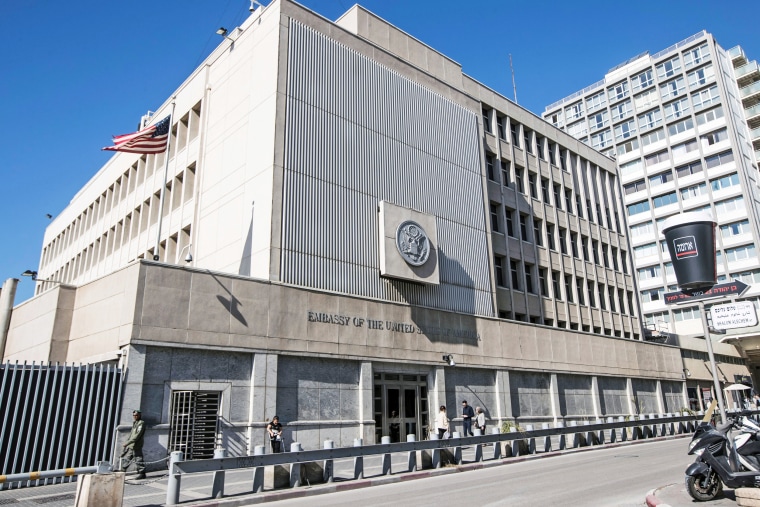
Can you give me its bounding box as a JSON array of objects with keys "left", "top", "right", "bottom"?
[
  {"left": 711, "top": 301, "right": 758, "bottom": 330},
  {"left": 664, "top": 280, "right": 750, "bottom": 305}
]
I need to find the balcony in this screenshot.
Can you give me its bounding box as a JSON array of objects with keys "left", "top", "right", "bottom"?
[
  {"left": 741, "top": 80, "right": 760, "bottom": 101},
  {"left": 729, "top": 46, "right": 747, "bottom": 67},
  {"left": 752, "top": 126, "right": 760, "bottom": 142},
  {"left": 735, "top": 61, "right": 760, "bottom": 80},
  {"left": 745, "top": 102, "right": 760, "bottom": 121}
]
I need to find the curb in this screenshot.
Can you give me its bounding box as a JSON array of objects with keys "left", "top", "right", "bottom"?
[
  {"left": 183, "top": 434, "right": 690, "bottom": 507},
  {"left": 645, "top": 485, "right": 674, "bottom": 507}
]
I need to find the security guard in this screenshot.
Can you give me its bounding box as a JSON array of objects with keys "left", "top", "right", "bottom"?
[{"left": 121, "top": 409, "right": 146, "bottom": 479}]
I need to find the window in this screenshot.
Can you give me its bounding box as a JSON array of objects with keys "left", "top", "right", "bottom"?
[
  {"left": 638, "top": 265, "right": 662, "bottom": 281},
  {"left": 611, "top": 100, "right": 632, "bottom": 121},
  {"left": 715, "top": 196, "right": 744, "bottom": 215},
  {"left": 519, "top": 214, "right": 529, "bottom": 241},
  {"left": 486, "top": 154, "right": 496, "bottom": 180},
  {"left": 619, "top": 158, "right": 643, "bottom": 178},
  {"left": 539, "top": 268, "right": 548, "bottom": 296},
  {"left": 649, "top": 170, "right": 673, "bottom": 188},
  {"left": 672, "top": 138, "right": 698, "bottom": 157},
  {"left": 700, "top": 128, "right": 728, "bottom": 147},
  {"left": 598, "top": 283, "right": 607, "bottom": 310},
  {"left": 559, "top": 227, "right": 567, "bottom": 254},
  {"left": 614, "top": 119, "right": 636, "bottom": 141},
  {"left": 592, "top": 239, "right": 600, "bottom": 264},
  {"left": 705, "top": 150, "right": 734, "bottom": 169},
  {"left": 501, "top": 159, "right": 511, "bottom": 187},
  {"left": 632, "top": 68, "right": 654, "bottom": 92},
  {"left": 607, "top": 81, "right": 629, "bottom": 102},
  {"left": 731, "top": 270, "right": 760, "bottom": 284},
  {"left": 525, "top": 264, "right": 535, "bottom": 293},
  {"left": 482, "top": 108, "right": 491, "bottom": 133},
  {"left": 529, "top": 173, "right": 538, "bottom": 198},
  {"left": 692, "top": 85, "right": 719, "bottom": 110},
  {"left": 634, "top": 242, "right": 658, "bottom": 257},
  {"left": 687, "top": 64, "right": 714, "bottom": 89},
  {"left": 570, "top": 232, "right": 579, "bottom": 257},
  {"left": 616, "top": 138, "right": 640, "bottom": 156},
  {"left": 721, "top": 219, "right": 750, "bottom": 238},
  {"left": 581, "top": 235, "right": 590, "bottom": 261},
  {"left": 683, "top": 43, "right": 710, "bottom": 68},
  {"left": 524, "top": 129, "right": 533, "bottom": 154},
  {"left": 547, "top": 224, "right": 556, "bottom": 250},
  {"left": 553, "top": 184, "right": 562, "bottom": 209},
  {"left": 548, "top": 143, "right": 556, "bottom": 165},
  {"left": 576, "top": 279, "right": 586, "bottom": 305},
  {"left": 587, "top": 280, "right": 596, "bottom": 307},
  {"left": 496, "top": 115, "right": 506, "bottom": 139},
  {"left": 490, "top": 203, "right": 501, "bottom": 232},
  {"left": 709, "top": 175, "right": 740, "bottom": 198},
  {"left": 541, "top": 178, "right": 550, "bottom": 201},
  {"left": 565, "top": 189, "right": 573, "bottom": 213},
  {"left": 586, "top": 90, "right": 606, "bottom": 111},
  {"left": 627, "top": 200, "right": 651, "bottom": 216},
  {"left": 533, "top": 218, "right": 543, "bottom": 246},
  {"left": 591, "top": 129, "right": 613, "bottom": 150},
  {"left": 510, "top": 122, "right": 521, "bottom": 146},
  {"left": 634, "top": 88, "right": 659, "bottom": 111},
  {"left": 660, "top": 77, "right": 685, "bottom": 100},
  {"left": 681, "top": 182, "right": 707, "bottom": 200},
  {"left": 601, "top": 243, "right": 610, "bottom": 268},
  {"left": 510, "top": 259, "right": 520, "bottom": 290},
  {"left": 641, "top": 287, "right": 664, "bottom": 303},
  {"left": 645, "top": 150, "right": 668, "bottom": 166},
  {"left": 663, "top": 97, "right": 690, "bottom": 121},
  {"left": 494, "top": 255, "right": 506, "bottom": 286},
  {"left": 515, "top": 166, "right": 525, "bottom": 193},
  {"left": 653, "top": 192, "right": 678, "bottom": 208},
  {"left": 612, "top": 247, "right": 619, "bottom": 271},
  {"left": 673, "top": 306, "right": 700, "bottom": 322},
  {"left": 536, "top": 136, "right": 545, "bottom": 159},
  {"left": 656, "top": 56, "right": 681, "bottom": 79},
  {"left": 696, "top": 106, "right": 724, "bottom": 126},
  {"left": 588, "top": 110, "right": 609, "bottom": 130},
  {"left": 576, "top": 195, "right": 584, "bottom": 219},
  {"left": 505, "top": 208, "right": 516, "bottom": 237},
  {"left": 565, "top": 274, "right": 574, "bottom": 303},
  {"left": 637, "top": 109, "right": 662, "bottom": 131},
  {"left": 608, "top": 287, "right": 616, "bottom": 312},
  {"left": 552, "top": 271, "right": 562, "bottom": 299},
  {"left": 676, "top": 160, "right": 703, "bottom": 177},
  {"left": 567, "top": 120, "right": 588, "bottom": 138},
  {"left": 565, "top": 102, "right": 584, "bottom": 121},
  {"left": 624, "top": 179, "right": 646, "bottom": 194},
  {"left": 630, "top": 221, "right": 655, "bottom": 238},
  {"left": 586, "top": 199, "right": 594, "bottom": 222},
  {"left": 726, "top": 244, "right": 757, "bottom": 263},
  {"left": 668, "top": 117, "right": 694, "bottom": 136},
  {"left": 641, "top": 128, "right": 666, "bottom": 147}
]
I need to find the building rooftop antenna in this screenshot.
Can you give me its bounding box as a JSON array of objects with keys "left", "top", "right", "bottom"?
[{"left": 509, "top": 54, "right": 518, "bottom": 104}]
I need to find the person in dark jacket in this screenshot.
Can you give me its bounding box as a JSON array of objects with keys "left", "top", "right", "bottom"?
[
  {"left": 461, "top": 400, "right": 475, "bottom": 437},
  {"left": 121, "top": 409, "right": 146, "bottom": 479}
]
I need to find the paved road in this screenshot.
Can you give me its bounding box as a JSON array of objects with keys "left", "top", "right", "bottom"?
[{"left": 272, "top": 439, "right": 697, "bottom": 507}]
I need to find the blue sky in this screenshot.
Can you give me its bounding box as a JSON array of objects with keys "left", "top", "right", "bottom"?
[{"left": 2, "top": 0, "right": 758, "bottom": 303}]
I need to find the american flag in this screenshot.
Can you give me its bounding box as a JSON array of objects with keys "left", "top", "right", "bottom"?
[{"left": 102, "top": 116, "right": 171, "bottom": 154}]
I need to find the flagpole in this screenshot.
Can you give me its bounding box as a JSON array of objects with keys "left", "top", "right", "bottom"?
[{"left": 153, "top": 99, "right": 177, "bottom": 261}]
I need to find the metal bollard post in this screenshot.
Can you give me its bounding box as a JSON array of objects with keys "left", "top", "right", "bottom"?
[
  {"left": 323, "top": 440, "right": 334, "bottom": 483},
  {"left": 407, "top": 434, "right": 417, "bottom": 472},
  {"left": 541, "top": 423, "right": 551, "bottom": 452},
  {"left": 353, "top": 438, "right": 364, "bottom": 480},
  {"left": 556, "top": 421, "right": 566, "bottom": 450},
  {"left": 491, "top": 427, "right": 501, "bottom": 459},
  {"left": 165, "top": 451, "right": 183, "bottom": 506},
  {"left": 289, "top": 443, "right": 302, "bottom": 487},
  {"left": 381, "top": 436, "right": 392, "bottom": 475},
  {"left": 211, "top": 448, "right": 226, "bottom": 499},
  {"left": 252, "top": 445, "right": 265, "bottom": 493}
]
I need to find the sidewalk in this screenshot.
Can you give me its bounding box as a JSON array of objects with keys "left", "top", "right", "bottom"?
[{"left": 646, "top": 482, "right": 737, "bottom": 507}]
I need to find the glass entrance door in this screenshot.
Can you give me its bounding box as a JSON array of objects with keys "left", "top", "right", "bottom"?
[{"left": 373, "top": 373, "right": 429, "bottom": 443}]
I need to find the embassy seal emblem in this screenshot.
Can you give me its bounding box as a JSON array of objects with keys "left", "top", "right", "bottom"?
[{"left": 396, "top": 221, "right": 430, "bottom": 266}]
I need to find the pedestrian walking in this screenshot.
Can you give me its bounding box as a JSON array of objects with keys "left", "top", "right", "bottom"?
[
  {"left": 267, "top": 416, "right": 283, "bottom": 453},
  {"left": 476, "top": 406, "right": 486, "bottom": 433},
  {"left": 435, "top": 406, "right": 449, "bottom": 439},
  {"left": 461, "top": 400, "right": 475, "bottom": 436},
  {"left": 121, "top": 409, "right": 146, "bottom": 479}
]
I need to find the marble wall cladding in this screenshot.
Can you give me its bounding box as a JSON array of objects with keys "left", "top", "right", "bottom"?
[
  {"left": 661, "top": 381, "right": 686, "bottom": 413},
  {"left": 443, "top": 368, "right": 497, "bottom": 419},
  {"left": 509, "top": 371, "right": 552, "bottom": 418},
  {"left": 597, "top": 376, "right": 629, "bottom": 416},
  {"left": 557, "top": 374, "right": 595, "bottom": 417},
  {"left": 276, "top": 356, "right": 361, "bottom": 423},
  {"left": 632, "top": 378, "right": 659, "bottom": 414}
]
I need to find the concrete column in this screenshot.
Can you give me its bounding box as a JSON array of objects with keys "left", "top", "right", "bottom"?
[
  {"left": 0, "top": 278, "right": 19, "bottom": 361},
  {"left": 358, "top": 362, "right": 373, "bottom": 443},
  {"left": 549, "top": 374, "right": 561, "bottom": 424},
  {"left": 432, "top": 366, "right": 446, "bottom": 417},
  {"left": 590, "top": 376, "right": 601, "bottom": 419},
  {"left": 626, "top": 378, "right": 635, "bottom": 416},
  {"left": 655, "top": 380, "right": 665, "bottom": 414},
  {"left": 249, "top": 353, "right": 278, "bottom": 455},
  {"left": 495, "top": 370, "right": 512, "bottom": 427}
]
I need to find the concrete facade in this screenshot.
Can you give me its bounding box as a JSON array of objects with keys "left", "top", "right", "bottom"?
[{"left": 3, "top": 0, "right": 713, "bottom": 457}]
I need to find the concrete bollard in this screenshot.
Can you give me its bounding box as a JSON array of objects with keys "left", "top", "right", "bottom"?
[
  {"left": 595, "top": 419, "right": 604, "bottom": 445},
  {"left": 428, "top": 433, "right": 441, "bottom": 469},
  {"left": 353, "top": 439, "right": 363, "bottom": 480},
  {"left": 510, "top": 427, "right": 520, "bottom": 457},
  {"left": 165, "top": 451, "right": 184, "bottom": 506},
  {"left": 607, "top": 417, "right": 616, "bottom": 443},
  {"left": 618, "top": 416, "right": 628, "bottom": 441},
  {"left": 252, "top": 445, "right": 265, "bottom": 493},
  {"left": 491, "top": 427, "right": 501, "bottom": 459},
  {"left": 556, "top": 421, "right": 566, "bottom": 450},
  {"left": 407, "top": 434, "right": 417, "bottom": 472},
  {"left": 323, "top": 440, "right": 334, "bottom": 483},
  {"left": 289, "top": 443, "right": 302, "bottom": 488},
  {"left": 570, "top": 421, "right": 581, "bottom": 448},
  {"left": 525, "top": 424, "right": 536, "bottom": 454},
  {"left": 542, "top": 422, "right": 552, "bottom": 452},
  {"left": 450, "top": 432, "right": 462, "bottom": 464},
  {"left": 75, "top": 471, "right": 125, "bottom": 507},
  {"left": 380, "top": 436, "right": 392, "bottom": 475},
  {"left": 212, "top": 448, "right": 227, "bottom": 499}
]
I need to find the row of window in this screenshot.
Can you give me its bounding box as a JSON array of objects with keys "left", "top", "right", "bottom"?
[
  {"left": 494, "top": 256, "right": 635, "bottom": 315},
  {"left": 498, "top": 310, "right": 636, "bottom": 338},
  {"left": 637, "top": 243, "right": 757, "bottom": 285}
]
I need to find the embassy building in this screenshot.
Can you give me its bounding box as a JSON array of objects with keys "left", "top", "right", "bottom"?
[
  {"left": 2, "top": 0, "right": 741, "bottom": 460},
  {"left": 542, "top": 32, "right": 758, "bottom": 405}
]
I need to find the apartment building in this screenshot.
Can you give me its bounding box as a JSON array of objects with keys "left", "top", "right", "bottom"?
[
  {"left": 543, "top": 31, "right": 758, "bottom": 405},
  {"left": 4, "top": 0, "right": 705, "bottom": 458}
]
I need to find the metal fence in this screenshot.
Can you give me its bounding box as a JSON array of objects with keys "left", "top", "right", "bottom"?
[{"left": 0, "top": 361, "right": 123, "bottom": 489}]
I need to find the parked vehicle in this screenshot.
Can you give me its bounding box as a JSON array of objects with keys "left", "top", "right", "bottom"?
[{"left": 685, "top": 414, "right": 760, "bottom": 501}]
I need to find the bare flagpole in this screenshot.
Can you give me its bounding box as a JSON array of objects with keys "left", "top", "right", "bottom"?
[{"left": 153, "top": 99, "right": 177, "bottom": 261}]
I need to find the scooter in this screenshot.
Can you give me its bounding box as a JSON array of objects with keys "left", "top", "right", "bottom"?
[{"left": 685, "top": 413, "right": 760, "bottom": 501}]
